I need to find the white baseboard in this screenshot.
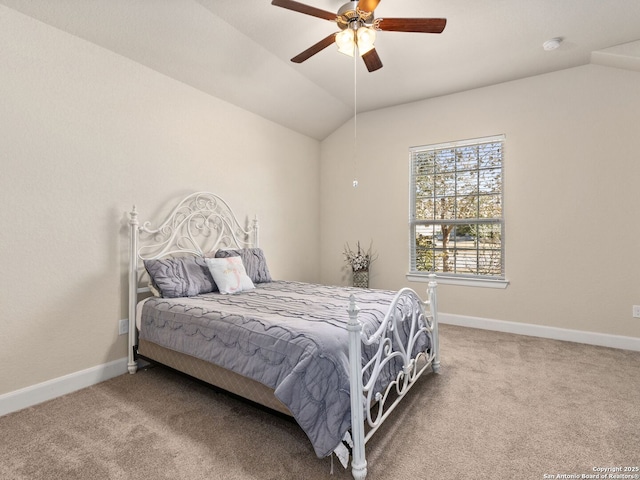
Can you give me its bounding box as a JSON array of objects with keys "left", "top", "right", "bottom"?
[
  {"left": 1, "top": 317, "right": 638, "bottom": 418},
  {"left": 0, "top": 357, "right": 129, "bottom": 417},
  {"left": 439, "top": 313, "right": 640, "bottom": 352}
]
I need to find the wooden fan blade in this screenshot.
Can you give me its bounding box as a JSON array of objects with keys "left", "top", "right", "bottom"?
[
  {"left": 376, "top": 17, "right": 447, "bottom": 33},
  {"left": 291, "top": 33, "right": 337, "bottom": 63},
  {"left": 362, "top": 48, "right": 383, "bottom": 72},
  {"left": 357, "top": 0, "right": 381, "bottom": 13},
  {"left": 271, "top": 0, "right": 336, "bottom": 21}
]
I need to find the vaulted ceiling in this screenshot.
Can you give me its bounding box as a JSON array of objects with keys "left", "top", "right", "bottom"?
[{"left": 3, "top": 0, "right": 640, "bottom": 140}]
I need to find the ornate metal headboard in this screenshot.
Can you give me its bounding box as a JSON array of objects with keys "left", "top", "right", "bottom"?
[
  {"left": 127, "top": 191, "right": 258, "bottom": 373},
  {"left": 131, "top": 191, "right": 257, "bottom": 259}
]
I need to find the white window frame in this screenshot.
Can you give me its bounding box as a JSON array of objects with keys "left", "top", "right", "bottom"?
[{"left": 407, "top": 135, "right": 509, "bottom": 289}]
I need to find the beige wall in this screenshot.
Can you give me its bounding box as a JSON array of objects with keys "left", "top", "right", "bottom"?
[
  {"left": 320, "top": 64, "right": 640, "bottom": 340},
  {"left": 3, "top": 4, "right": 639, "bottom": 400},
  {"left": 0, "top": 7, "right": 320, "bottom": 396}
]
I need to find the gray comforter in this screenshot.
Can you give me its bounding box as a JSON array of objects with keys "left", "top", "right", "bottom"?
[{"left": 139, "top": 281, "right": 429, "bottom": 458}]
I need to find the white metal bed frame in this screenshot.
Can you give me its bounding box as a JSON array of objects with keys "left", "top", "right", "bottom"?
[{"left": 127, "top": 191, "right": 440, "bottom": 480}]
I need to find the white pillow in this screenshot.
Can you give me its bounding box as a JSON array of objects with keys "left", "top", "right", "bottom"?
[{"left": 205, "top": 256, "right": 255, "bottom": 294}]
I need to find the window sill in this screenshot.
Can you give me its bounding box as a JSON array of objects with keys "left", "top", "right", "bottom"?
[{"left": 406, "top": 273, "right": 509, "bottom": 289}]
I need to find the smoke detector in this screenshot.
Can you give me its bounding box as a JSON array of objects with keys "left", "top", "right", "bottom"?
[{"left": 543, "top": 37, "right": 563, "bottom": 51}]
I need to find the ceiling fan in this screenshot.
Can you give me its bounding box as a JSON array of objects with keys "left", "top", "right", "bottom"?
[{"left": 271, "top": 0, "right": 446, "bottom": 72}]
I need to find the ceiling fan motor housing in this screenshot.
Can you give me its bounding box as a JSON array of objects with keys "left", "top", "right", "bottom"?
[{"left": 337, "top": 1, "right": 374, "bottom": 30}]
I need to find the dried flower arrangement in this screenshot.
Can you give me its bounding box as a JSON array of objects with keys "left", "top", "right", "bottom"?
[{"left": 343, "top": 241, "right": 376, "bottom": 272}]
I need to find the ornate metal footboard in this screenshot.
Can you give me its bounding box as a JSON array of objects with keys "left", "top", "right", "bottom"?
[{"left": 347, "top": 277, "right": 439, "bottom": 480}]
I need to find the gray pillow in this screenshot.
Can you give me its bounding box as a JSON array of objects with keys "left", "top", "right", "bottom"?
[
  {"left": 144, "top": 256, "right": 217, "bottom": 298},
  {"left": 215, "top": 248, "right": 272, "bottom": 283}
]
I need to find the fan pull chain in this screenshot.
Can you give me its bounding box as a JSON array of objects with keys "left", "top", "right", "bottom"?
[{"left": 352, "top": 51, "right": 359, "bottom": 188}]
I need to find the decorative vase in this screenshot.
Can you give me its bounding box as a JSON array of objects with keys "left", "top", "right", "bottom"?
[{"left": 353, "top": 270, "right": 369, "bottom": 288}]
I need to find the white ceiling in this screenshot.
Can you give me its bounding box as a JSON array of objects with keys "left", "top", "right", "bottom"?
[{"left": 3, "top": 0, "right": 640, "bottom": 140}]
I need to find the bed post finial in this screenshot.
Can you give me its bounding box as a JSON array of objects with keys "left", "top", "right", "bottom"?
[{"left": 347, "top": 295, "right": 367, "bottom": 480}]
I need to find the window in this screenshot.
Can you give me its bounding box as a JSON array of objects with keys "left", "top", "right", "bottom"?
[{"left": 409, "top": 135, "right": 506, "bottom": 287}]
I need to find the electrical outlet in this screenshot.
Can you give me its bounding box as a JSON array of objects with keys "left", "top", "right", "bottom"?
[
  {"left": 118, "top": 319, "right": 129, "bottom": 335},
  {"left": 633, "top": 306, "right": 640, "bottom": 319}
]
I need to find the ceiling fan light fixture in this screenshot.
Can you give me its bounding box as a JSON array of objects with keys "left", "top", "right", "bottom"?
[
  {"left": 356, "top": 26, "right": 376, "bottom": 55},
  {"left": 272, "top": 0, "right": 447, "bottom": 72},
  {"left": 336, "top": 28, "right": 356, "bottom": 57}
]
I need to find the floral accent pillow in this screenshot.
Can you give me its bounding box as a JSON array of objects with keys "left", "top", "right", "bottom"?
[
  {"left": 205, "top": 256, "right": 255, "bottom": 294},
  {"left": 214, "top": 248, "right": 272, "bottom": 283}
]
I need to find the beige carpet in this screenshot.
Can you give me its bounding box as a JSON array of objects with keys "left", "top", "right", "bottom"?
[{"left": 1, "top": 324, "right": 639, "bottom": 480}]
